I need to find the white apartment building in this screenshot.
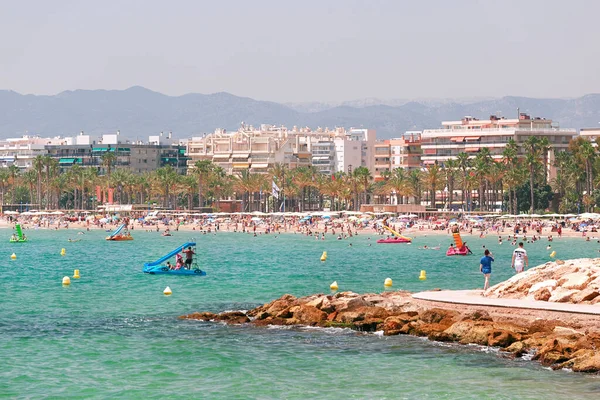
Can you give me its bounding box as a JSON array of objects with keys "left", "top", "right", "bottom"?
[
  {"left": 0, "top": 136, "right": 48, "bottom": 169},
  {"left": 186, "top": 124, "right": 376, "bottom": 176},
  {"left": 580, "top": 128, "right": 600, "bottom": 143},
  {"left": 421, "top": 114, "right": 577, "bottom": 180}
]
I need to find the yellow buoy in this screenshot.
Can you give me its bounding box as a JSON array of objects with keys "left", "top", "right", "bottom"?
[
  {"left": 62, "top": 276, "right": 71, "bottom": 285},
  {"left": 550, "top": 251, "right": 556, "bottom": 258},
  {"left": 73, "top": 269, "right": 80, "bottom": 279},
  {"left": 384, "top": 277, "right": 393, "bottom": 287},
  {"left": 60, "top": 248, "right": 66, "bottom": 256},
  {"left": 419, "top": 270, "right": 427, "bottom": 280},
  {"left": 320, "top": 251, "right": 327, "bottom": 262},
  {"left": 163, "top": 286, "right": 172, "bottom": 296},
  {"left": 330, "top": 281, "right": 338, "bottom": 291},
  {"left": 10, "top": 253, "right": 16, "bottom": 260}
]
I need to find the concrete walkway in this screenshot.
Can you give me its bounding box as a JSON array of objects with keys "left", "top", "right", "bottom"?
[{"left": 412, "top": 290, "right": 600, "bottom": 316}]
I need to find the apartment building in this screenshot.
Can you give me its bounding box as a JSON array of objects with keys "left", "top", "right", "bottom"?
[
  {"left": 421, "top": 114, "right": 577, "bottom": 179},
  {"left": 186, "top": 124, "right": 376, "bottom": 176},
  {"left": 580, "top": 128, "right": 600, "bottom": 143},
  {"left": 0, "top": 136, "right": 48, "bottom": 169},
  {"left": 0, "top": 132, "right": 188, "bottom": 174},
  {"left": 372, "top": 132, "right": 422, "bottom": 181}
]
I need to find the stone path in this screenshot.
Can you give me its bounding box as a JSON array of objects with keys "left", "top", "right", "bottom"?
[{"left": 413, "top": 290, "right": 600, "bottom": 315}]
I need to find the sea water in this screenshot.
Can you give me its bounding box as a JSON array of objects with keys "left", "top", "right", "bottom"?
[{"left": 2, "top": 228, "right": 600, "bottom": 399}]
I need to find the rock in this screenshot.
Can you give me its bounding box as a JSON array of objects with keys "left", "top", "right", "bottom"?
[
  {"left": 556, "top": 260, "right": 565, "bottom": 265},
  {"left": 215, "top": 311, "right": 250, "bottom": 324},
  {"left": 444, "top": 321, "right": 494, "bottom": 345},
  {"left": 571, "top": 287, "right": 600, "bottom": 303},
  {"left": 293, "top": 304, "right": 327, "bottom": 326},
  {"left": 382, "top": 313, "right": 419, "bottom": 336},
  {"left": 353, "top": 318, "right": 383, "bottom": 332},
  {"left": 420, "top": 308, "right": 459, "bottom": 325},
  {"left": 305, "top": 296, "right": 325, "bottom": 309},
  {"left": 249, "top": 294, "right": 297, "bottom": 317},
  {"left": 559, "top": 273, "right": 592, "bottom": 290},
  {"left": 571, "top": 352, "right": 600, "bottom": 373},
  {"left": 487, "top": 330, "right": 522, "bottom": 347},
  {"left": 275, "top": 307, "right": 294, "bottom": 319},
  {"left": 179, "top": 311, "right": 216, "bottom": 321},
  {"left": 505, "top": 341, "right": 526, "bottom": 357},
  {"left": 548, "top": 287, "right": 578, "bottom": 303},
  {"left": 463, "top": 310, "right": 493, "bottom": 321},
  {"left": 335, "top": 306, "right": 389, "bottom": 324},
  {"left": 534, "top": 338, "right": 570, "bottom": 366},
  {"left": 555, "top": 349, "right": 600, "bottom": 372},
  {"left": 528, "top": 319, "right": 561, "bottom": 334},
  {"left": 528, "top": 279, "right": 557, "bottom": 295},
  {"left": 553, "top": 326, "right": 584, "bottom": 336},
  {"left": 533, "top": 287, "right": 552, "bottom": 301}
]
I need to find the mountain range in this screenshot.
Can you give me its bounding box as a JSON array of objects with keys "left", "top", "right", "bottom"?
[{"left": 1, "top": 86, "right": 599, "bottom": 141}]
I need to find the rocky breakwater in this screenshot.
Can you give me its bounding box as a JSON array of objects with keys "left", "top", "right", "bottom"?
[
  {"left": 181, "top": 289, "right": 600, "bottom": 373},
  {"left": 484, "top": 258, "right": 600, "bottom": 304}
]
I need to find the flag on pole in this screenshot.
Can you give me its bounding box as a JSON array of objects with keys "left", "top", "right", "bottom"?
[{"left": 272, "top": 181, "right": 280, "bottom": 199}]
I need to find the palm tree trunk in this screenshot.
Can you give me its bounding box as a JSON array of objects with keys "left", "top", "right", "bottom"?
[{"left": 529, "top": 166, "right": 535, "bottom": 214}]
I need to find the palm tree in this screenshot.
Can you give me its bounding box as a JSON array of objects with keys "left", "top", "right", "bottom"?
[
  {"left": 33, "top": 155, "right": 45, "bottom": 209},
  {"left": 269, "top": 163, "right": 287, "bottom": 211},
  {"left": 43, "top": 155, "right": 59, "bottom": 209},
  {"left": 191, "top": 160, "right": 217, "bottom": 209},
  {"left": 7, "top": 164, "right": 20, "bottom": 205},
  {"left": 473, "top": 148, "right": 493, "bottom": 211},
  {"left": 455, "top": 152, "right": 471, "bottom": 211},
  {"left": 101, "top": 151, "right": 117, "bottom": 203},
  {"left": 234, "top": 169, "right": 254, "bottom": 212},
  {"left": 443, "top": 159, "right": 459, "bottom": 209},
  {"left": 0, "top": 169, "right": 9, "bottom": 210},
  {"left": 423, "top": 163, "right": 443, "bottom": 208},
  {"left": 154, "top": 165, "right": 179, "bottom": 208},
  {"left": 522, "top": 136, "right": 546, "bottom": 214},
  {"left": 22, "top": 170, "right": 38, "bottom": 207},
  {"left": 352, "top": 166, "right": 373, "bottom": 208},
  {"left": 384, "top": 168, "right": 412, "bottom": 205},
  {"left": 293, "top": 167, "right": 315, "bottom": 212},
  {"left": 502, "top": 139, "right": 519, "bottom": 214},
  {"left": 408, "top": 169, "right": 423, "bottom": 205}
]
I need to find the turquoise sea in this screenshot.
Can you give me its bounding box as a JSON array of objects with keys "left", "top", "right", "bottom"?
[{"left": 2, "top": 228, "right": 600, "bottom": 399}]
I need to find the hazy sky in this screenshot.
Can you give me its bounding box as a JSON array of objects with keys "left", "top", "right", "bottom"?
[{"left": 0, "top": 0, "right": 598, "bottom": 102}]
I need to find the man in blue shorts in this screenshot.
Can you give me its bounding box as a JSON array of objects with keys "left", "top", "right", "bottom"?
[{"left": 480, "top": 249, "right": 494, "bottom": 290}]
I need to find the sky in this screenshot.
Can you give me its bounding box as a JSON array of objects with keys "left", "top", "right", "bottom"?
[{"left": 0, "top": 0, "right": 598, "bottom": 102}]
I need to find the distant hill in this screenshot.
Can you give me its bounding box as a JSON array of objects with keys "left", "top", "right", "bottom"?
[{"left": 1, "top": 86, "right": 599, "bottom": 140}]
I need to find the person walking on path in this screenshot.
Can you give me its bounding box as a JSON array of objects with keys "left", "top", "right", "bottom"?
[
  {"left": 480, "top": 249, "right": 494, "bottom": 290},
  {"left": 511, "top": 242, "right": 529, "bottom": 273}
]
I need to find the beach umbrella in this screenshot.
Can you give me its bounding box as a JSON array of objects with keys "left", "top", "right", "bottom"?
[
  {"left": 4, "top": 210, "right": 19, "bottom": 215},
  {"left": 322, "top": 215, "right": 331, "bottom": 219}
]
